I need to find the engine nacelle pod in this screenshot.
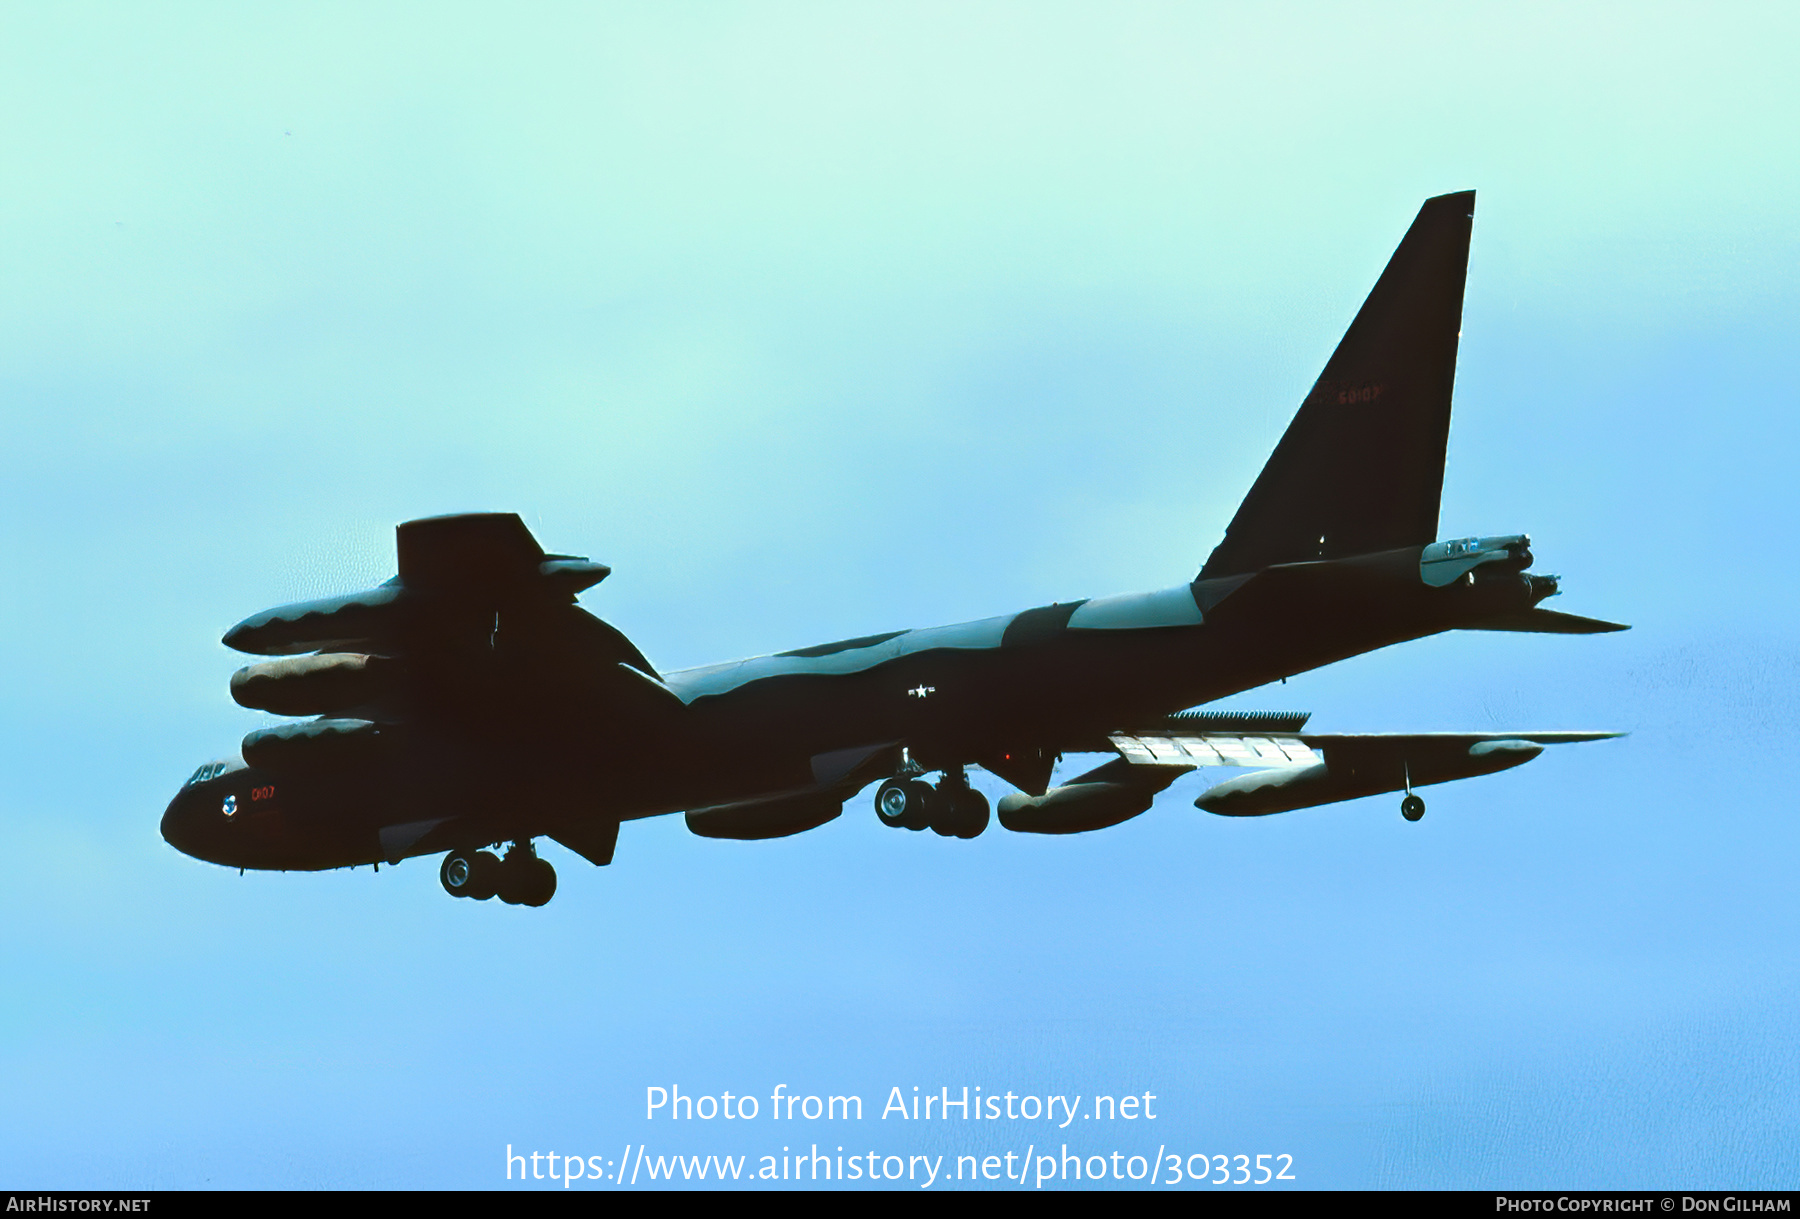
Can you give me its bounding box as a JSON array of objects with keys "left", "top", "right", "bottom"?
[
  {"left": 997, "top": 763, "right": 1184, "bottom": 835},
  {"left": 241, "top": 718, "right": 387, "bottom": 774},
  {"left": 231, "top": 652, "right": 395, "bottom": 716},
  {"left": 223, "top": 586, "right": 498, "bottom": 657},
  {"left": 224, "top": 586, "right": 413, "bottom": 656},
  {"left": 225, "top": 516, "right": 614, "bottom": 656},
  {"left": 685, "top": 793, "right": 843, "bottom": 840},
  {"left": 1195, "top": 739, "right": 1543, "bottom": 817},
  {"left": 998, "top": 783, "right": 1153, "bottom": 834}
]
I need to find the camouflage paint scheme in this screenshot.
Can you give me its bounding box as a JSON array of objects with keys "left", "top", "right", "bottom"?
[{"left": 161, "top": 192, "right": 1625, "bottom": 901}]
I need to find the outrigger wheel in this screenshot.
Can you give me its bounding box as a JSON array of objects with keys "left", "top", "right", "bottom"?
[{"left": 1399, "top": 761, "right": 1426, "bottom": 822}]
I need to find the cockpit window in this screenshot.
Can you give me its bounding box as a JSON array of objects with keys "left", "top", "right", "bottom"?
[{"left": 185, "top": 761, "right": 233, "bottom": 786}]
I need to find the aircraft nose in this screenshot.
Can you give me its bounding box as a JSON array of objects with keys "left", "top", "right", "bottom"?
[
  {"left": 162, "top": 761, "right": 244, "bottom": 862},
  {"left": 160, "top": 785, "right": 208, "bottom": 857}
]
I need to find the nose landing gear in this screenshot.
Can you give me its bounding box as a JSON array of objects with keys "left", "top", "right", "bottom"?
[{"left": 440, "top": 841, "right": 556, "bottom": 905}]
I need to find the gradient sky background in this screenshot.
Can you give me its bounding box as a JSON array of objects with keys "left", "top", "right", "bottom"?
[{"left": 2, "top": 3, "right": 1797, "bottom": 1190}]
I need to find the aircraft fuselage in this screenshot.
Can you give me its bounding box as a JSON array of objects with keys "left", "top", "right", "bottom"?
[{"left": 161, "top": 538, "right": 1550, "bottom": 872}]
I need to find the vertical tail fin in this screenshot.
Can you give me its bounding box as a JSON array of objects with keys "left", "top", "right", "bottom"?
[{"left": 1200, "top": 191, "right": 1475, "bottom": 579}]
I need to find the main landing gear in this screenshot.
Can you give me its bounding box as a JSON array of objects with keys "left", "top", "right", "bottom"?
[
  {"left": 440, "top": 841, "right": 557, "bottom": 906},
  {"left": 874, "top": 769, "right": 989, "bottom": 839}
]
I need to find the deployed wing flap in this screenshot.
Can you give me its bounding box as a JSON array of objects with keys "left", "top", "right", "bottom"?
[{"left": 1110, "top": 731, "right": 1317, "bottom": 769}]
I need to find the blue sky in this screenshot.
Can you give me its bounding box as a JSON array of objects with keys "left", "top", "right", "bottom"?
[{"left": 2, "top": 3, "right": 1796, "bottom": 1189}]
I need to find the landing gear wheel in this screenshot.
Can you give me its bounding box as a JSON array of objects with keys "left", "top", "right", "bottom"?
[
  {"left": 496, "top": 865, "right": 525, "bottom": 905},
  {"left": 496, "top": 843, "right": 558, "bottom": 906},
  {"left": 440, "top": 850, "right": 479, "bottom": 898},
  {"left": 519, "top": 858, "right": 556, "bottom": 907},
  {"left": 1401, "top": 794, "right": 1425, "bottom": 822},
  {"left": 926, "top": 776, "right": 989, "bottom": 838},
  {"left": 874, "top": 780, "right": 909, "bottom": 828},
  {"left": 942, "top": 787, "right": 990, "bottom": 839},
  {"left": 466, "top": 850, "right": 500, "bottom": 900},
  {"left": 874, "top": 779, "right": 934, "bottom": 830},
  {"left": 928, "top": 788, "right": 959, "bottom": 837}
]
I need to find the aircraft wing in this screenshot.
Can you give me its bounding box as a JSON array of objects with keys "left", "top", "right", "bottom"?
[
  {"left": 994, "top": 712, "right": 1619, "bottom": 832},
  {"left": 227, "top": 514, "right": 680, "bottom": 810},
  {"left": 1098, "top": 721, "right": 1621, "bottom": 817},
  {"left": 1107, "top": 726, "right": 1620, "bottom": 770}
]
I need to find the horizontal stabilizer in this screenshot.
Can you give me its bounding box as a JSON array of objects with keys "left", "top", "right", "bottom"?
[{"left": 1461, "top": 607, "right": 1630, "bottom": 634}]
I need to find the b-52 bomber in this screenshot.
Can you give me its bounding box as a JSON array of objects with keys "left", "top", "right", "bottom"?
[{"left": 162, "top": 191, "right": 1626, "bottom": 907}]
